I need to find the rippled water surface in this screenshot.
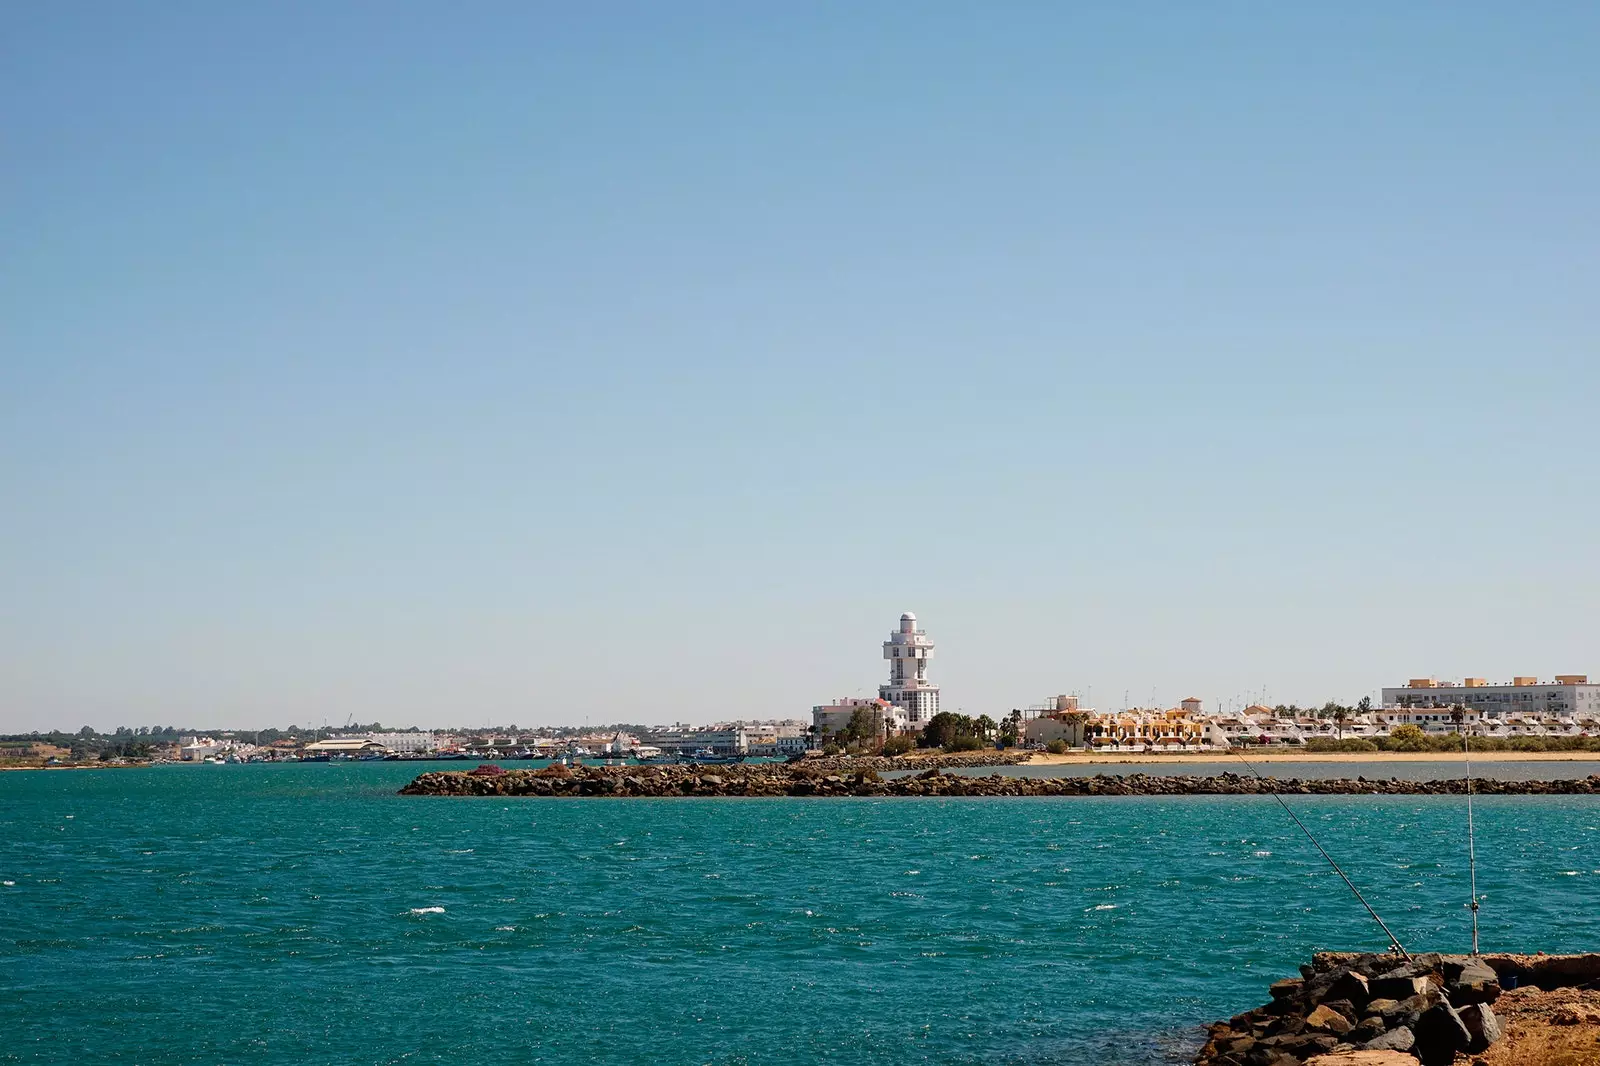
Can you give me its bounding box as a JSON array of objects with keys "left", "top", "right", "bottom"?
[{"left": 4, "top": 764, "right": 1597, "bottom": 1065}]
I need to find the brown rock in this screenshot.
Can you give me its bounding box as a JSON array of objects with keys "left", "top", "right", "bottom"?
[
  {"left": 1269, "top": 977, "right": 1305, "bottom": 1001},
  {"left": 1307, "top": 1004, "right": 1355, "bottom": 1035}
]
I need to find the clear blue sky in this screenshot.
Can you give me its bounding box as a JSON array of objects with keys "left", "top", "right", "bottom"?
[{"left": 3, "top": 2, "right": 1596, "bottom": 733}]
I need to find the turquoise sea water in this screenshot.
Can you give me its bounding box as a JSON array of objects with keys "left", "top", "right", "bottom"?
[{"left": 4, "top": 764, "right": 1598, "bottom": 1065}]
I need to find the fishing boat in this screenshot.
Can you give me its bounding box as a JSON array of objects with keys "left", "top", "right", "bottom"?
[{"left": 687, "top": 748, "right": 743, "bottom": 764}]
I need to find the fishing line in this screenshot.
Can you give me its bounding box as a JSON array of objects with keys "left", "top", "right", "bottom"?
[
  {"left": 1227, "top": 744, "right": 1410, "bottom": 960},
  {"left": 1463, "top": 724, "right": 1481, "bottom": 956}
]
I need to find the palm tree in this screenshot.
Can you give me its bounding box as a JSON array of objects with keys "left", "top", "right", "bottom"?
[
  {"left": 1450, "top": 704, "right": 1466, "bottom": 735},
  {"left": 975, "top": 714, "right": 998, "bottom": 740},
  {"left": 1332, "top": 705, "right": 1350, "bottom": 740}
]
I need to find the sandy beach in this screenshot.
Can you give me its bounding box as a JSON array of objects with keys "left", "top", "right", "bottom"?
[{"left": 1023, "top": 749, "right": 1600, "bottom": 766}]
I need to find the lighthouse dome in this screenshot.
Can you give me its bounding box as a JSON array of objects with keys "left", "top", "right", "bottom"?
[{"left": 901, "top": 611, "right": 916, "bottom": 621}]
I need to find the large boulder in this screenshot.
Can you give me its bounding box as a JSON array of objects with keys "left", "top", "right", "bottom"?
[
  {"left": 1361, "top": 998, "right": 1401, "bottom": 1019},
  {"left": 1306, "top": 1004, "right": 1354, "bottom": 1035},
  {"left": 1368, "top": 971, "right": 1436, "bottom": 1002},
  {"left": 1412, "top": 1002, "right": 1471, "bottom": 1066},
  {"left": 1443, "top": 957, "right": 1500, "bottom": 1006},
  {"left": 1360, "top": 1026, "right": 1414, "bottom": 1053},
  {"left": 1456, "top": 1002, "right": 1502, "bottom": 1053},
  {"left": 1269, "top": 977, "right": 1305, "bottom": 1001},
  {"left": 1325, "top": 970, "right": 1371, "bottom": 1006}
]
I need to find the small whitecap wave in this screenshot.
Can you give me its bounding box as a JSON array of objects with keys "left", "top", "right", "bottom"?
[
  {"left": 408, "top": 906, "right": 445, "bottom": 915},
  {"left": 2, "top": 880, "right": 14, "bottom": 887},
  {"left": 494, "top": 925, "right": 516, "bottom": 931},
  {"left": 1091, "top": 904, "right": 1117, "bottom": 911},
  {"left": 1253, "top": 850, "right": 1272, "bottom": 858}
]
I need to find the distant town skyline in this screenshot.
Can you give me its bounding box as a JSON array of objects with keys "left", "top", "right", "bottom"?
[{"left": 4, "top": 4, "right": 1596, "bottom": 734}]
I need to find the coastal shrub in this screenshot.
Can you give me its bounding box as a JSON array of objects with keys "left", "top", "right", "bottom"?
[
  {"left": 1045, "top": 739, "right": 1068, "bottom": 755},
  {"left": 1303, "top": 737, "right": 1379, "bottom": 753},
  {"left": 822, "top": 743, "right": 841, "bottom": 757},
  {"left": 942, "top": 735, "right": 983, "bottom": 753},
  {"left": 881, "top": 735, "right": 915, "bottom": 756},
  {"left": 1382, "top": 724, "right": 1428, "bottom": 752}
]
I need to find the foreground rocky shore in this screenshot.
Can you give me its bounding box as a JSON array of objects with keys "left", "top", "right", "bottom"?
[
  {"left": 398, "top": 764, "right": 1600, "bottom": 798},
  {"left": 1196, "top": 950, "right": 1600, "bottom": 1065}
]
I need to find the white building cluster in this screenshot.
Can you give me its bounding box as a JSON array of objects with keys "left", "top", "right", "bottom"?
[{"left": 1379, "top": 676, "right": 1600, "bottom": 737}]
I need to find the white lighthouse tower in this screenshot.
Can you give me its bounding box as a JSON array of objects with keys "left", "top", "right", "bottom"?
[{"left": 880, "top": 611, "right": 940, "bottom": 724}]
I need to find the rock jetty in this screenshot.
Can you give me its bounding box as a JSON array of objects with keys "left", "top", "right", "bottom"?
[
  {"left": 792, "top": 750, "right": 1033, "bottom": 771},
  {"left": 1195, "top": 950, "right": 1600, "bottom": 1066},
  {"left": 399, "top": 765, "right": 1600, "bottom": 799}
]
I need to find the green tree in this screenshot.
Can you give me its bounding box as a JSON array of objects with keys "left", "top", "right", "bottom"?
[
  {"left": 843, "top": 707, "right": 883, "bottom": 747},
  {"left": 918, "top": 712, "right": 965, "bottom": 749},
  {"left": 919, "top": 712, "right": 981, "bottom": 750},
  {"left": 1332, "top": 705, "right": 1350, "bottom": 740}
]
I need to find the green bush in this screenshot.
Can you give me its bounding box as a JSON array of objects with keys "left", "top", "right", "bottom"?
[
  {"left": 881, "top": 735, "right": 915, "bottom": 756},
  {"left": 1045, "top": 739, "right": 1068, "bottom": 755},
  {"left": 942, "top": 735, "right": 984, "bottom": 753},
  {"left": 1381, "top": 724, "right": 1428, "bottom": 752}
]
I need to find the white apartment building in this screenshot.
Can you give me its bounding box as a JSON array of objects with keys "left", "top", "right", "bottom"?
[
  {"left": 880, "top": 611, "right": 941, "bottom": 724},
  {"left": 360, "top": 731, "right": 437, "bottom": 753},
  {"left": 1382, "top": 676, "right": 1598, "bottom": 721},
  {"left": 647, "top": 728, "right": 749, "bottom": 756},
  {"left": 1376, "top": 707, "right": 1483, "bottom": 734}
]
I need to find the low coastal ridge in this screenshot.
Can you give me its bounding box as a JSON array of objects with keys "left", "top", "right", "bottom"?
[{"left": 398, "top": 763, "right": 1600, "bottom": 798}]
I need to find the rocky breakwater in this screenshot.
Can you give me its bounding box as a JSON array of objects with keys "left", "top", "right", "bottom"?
[
  {"left": 1195, "top": 950, "right": 1600, "bottom": 1066},
  {"left": 792, "top": 750, "right": 1033, "bottom": 772},
  {"left": 399, "top": 766, "right": 1600, "bottom": 799}
]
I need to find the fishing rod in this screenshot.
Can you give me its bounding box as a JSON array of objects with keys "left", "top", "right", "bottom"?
[
  {"left": 1227, "top": 742, "right": 1411, "bottom": 960},
  {"left": 1462, "top": 718, "right": 1481, "bottom": 957}
]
